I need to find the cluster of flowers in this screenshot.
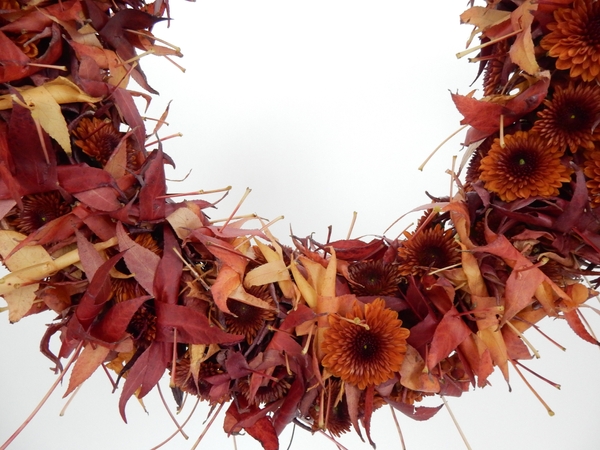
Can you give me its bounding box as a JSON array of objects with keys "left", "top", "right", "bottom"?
[{"left": 1, "top": 0, "right": 600, "bottom": 448}]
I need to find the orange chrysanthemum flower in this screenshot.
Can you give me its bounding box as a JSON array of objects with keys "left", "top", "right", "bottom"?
[
  {"left": 584, "top": 150, "right": 600, "bottom": 207},
  {"left": 347, "top": 260, "right": 402, "bottom": 297},
  {"left": 397, "top": 224, "right": 461, "bottom": 277},
  {"left": 224, "top": 285, "right": 276, "bottom": 344},
  {"left": 321, "top": 299, "right": 409, "bottom": 390},
  {"left": 8, "top": 191, "right": 70, "bottom": 235},
  {"left": 478, "top": 131, "right": 572, "bottom": 202},
  {"left": 541, "top": 0, "right": 600, "bottom": 82},
  {"left": 532, "top": 83, "right": 600, "bottom": 152}
]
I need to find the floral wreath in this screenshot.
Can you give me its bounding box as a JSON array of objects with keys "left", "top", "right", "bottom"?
[{"left": 1, "top": 0, "right": 600, "bottom": 449}]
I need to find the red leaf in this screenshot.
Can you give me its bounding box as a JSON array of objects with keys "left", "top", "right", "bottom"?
[
  {"left": 273, "top": 373, "right": 305, "bottom": 435},
  {"left": 116, "top": 222, "right": 160, "bottom": 295},
  {"left": 385, "top": 397, "right": 443, "bottom": 421},
  {"left": 139, "top": 148, "right": 166, "bottom": 221},
  {"left": 319, "top": 238, "right": 386, "bottom": 260},
  {"left": 0, "top": 25, "right": 63, "bottom": 83},
  {"left": 75, "top": 252, "right": 124, "bottom": 330},
  {"left": 225, "top": 351, "right": 252, "bottom": 379},
  {"left": 98, "top": 10, "right": 165, "bottom": 95},
  {"left": 91, "top": 295, "right": 151, "bottom": 343},
  {"left": 451, "top": 92, "right": 507, "bottom": 133},
  {"left": 7, "top": 100, "right": 57, "bottom": 194},
  {"left": 564, "top": 309, "right": 600, "bottom": 346},
  {"left": 57, "top": 164, "right": 117, "bottom": 193},
  {"left": 427, "top": 308, "right": 472, "bottom": 370},
  {"left": 153, "top": 226, "right": 182, "bottom": 305},
  {"left": 119, "top": 341, "right": 172, "bottom": 422},
  {"left": 112, "top": 88, "right": 147, "bottom": 149},
  {"left": 154, "top": 302, "right": 244, "bottom": 345},
  {"left": 76, "top": 230, "right": 107, "bottom": 279},
  {"left": 192, "top": 232, "right": 249, "bottom": 276},
  {"left": 72, "top": 187, "right": 122, "bottom": 211},
  {"left": 224, "top": 400, "right": 280, "bottom": 450}
]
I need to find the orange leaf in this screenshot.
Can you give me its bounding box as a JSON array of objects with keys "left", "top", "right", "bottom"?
[
  {"left": 64, "top": 343, "right": 110, "bottom": 397},
  {"left": 508, "top": 0, "right": 539, "bottom": 75}
]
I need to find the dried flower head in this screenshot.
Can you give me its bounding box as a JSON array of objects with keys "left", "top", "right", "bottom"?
[
  {"left": 321, "top": 298, "right": 410, "bottom": 390},
  {"left": 482, "top": 38, "right": 510, "bottom": 97},
  {"left": 8, "top": 191, "right": 70, "bottom": 235},
  {"left": 541, "top": 0, "right": 600, "bottom": 82},
  {"left": 73, "top": 117, "right": 141, "bottom": 169},
  {"left": 310, "top": 379, "right": 351, "bottom": 437},
  {"left": 223, "top": 285, "right": 276, "bottom": 344},
  {"left": 347, "top": 260, "right": 402, "bottom": 297},
  {"left": 238, "top": 367, "right": 292, "bottom": 405},
  {"left": 397, "top": 224, "right": 461, "bottom": 277},
  {"left": 532, "top": 83, "right": 600, "bottom": 152},
  {"left": 478, "top": 131, "right": 572, "bottom": 202},
  {"left": 584, "top": 150, "right": 600, "bottom": 207},
  {"left": 172, "top": 357, "right": 223, "bottom": 401}
]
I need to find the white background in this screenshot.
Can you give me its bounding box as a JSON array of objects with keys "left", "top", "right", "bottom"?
[{"left": 1, "top": 1, "right": 600, "bottom": 449}]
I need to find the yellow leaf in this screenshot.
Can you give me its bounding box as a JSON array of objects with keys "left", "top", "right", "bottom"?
[
  {"left": 2, "top": 284, "right": 38, "bottom": 323},
  {"left": 509, "top": 0, "right": 539, "bottom": 75},
  {"left": 166, "top": 205, "right": 204, "bottom": 240},
  {"left": 0, "top": 230, "right": 53, "bottom": 271},
  {"left": 244, "top": 259, "right": 291, "bottom": 287}
]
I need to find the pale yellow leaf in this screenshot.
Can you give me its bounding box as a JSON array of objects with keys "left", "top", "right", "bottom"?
[
  {"left": 0, "top": 230, "right": 53, "bottom": 271},
  {"left": 244, "top": 259, "right": 290, "bottom": 288},
  {"left": 166, "top": 206, "right": 204, "bottom": 239},
  {"left": 3, "top": 283, "right": 38, "bottom": 323}
]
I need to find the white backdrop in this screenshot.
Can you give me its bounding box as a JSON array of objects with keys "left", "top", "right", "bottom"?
[{"left": 1, "top": 1, "right": 600, "bottom": 449}]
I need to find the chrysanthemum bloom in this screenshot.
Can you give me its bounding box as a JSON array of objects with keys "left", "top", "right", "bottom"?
[
  {"left": 310, "top": 379, "right": 351, "bottom": 437},
  {"left": 73, "top": 117, "right": 141, "bottom": 169},
  {"left": 541, "top": 0, "right": 600, "bottom": 82},
  {"left": 478, "top": 131, "right": 572, "bottom": 202},
  {"left": 7, "top": 191, "right": 71, "bottom": 234},
  {"left": 532, "top": 83, "right": 600, "bottom": 152},
  {"left": 584, "top": 149, "right": 600, "bottom": 207},
  {"left": 397, "top": 224, "right": 461, "bottom": 277},
  {"left": 464, "top": 137, "right": 493, "bottom": 191},
  {"left": 347, "top": 260, "right": 402, "bottom": 297},
  {"left": 224, "top": 285, "right": 276, "bottom": 344},
  {"left": 321, "top": 298, "right": 410, "bottom": 390}
]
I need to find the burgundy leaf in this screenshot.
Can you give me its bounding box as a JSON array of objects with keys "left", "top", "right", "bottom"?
[
  {"left": 75, "top": 252, "right": 125, "bottom": 330},
  {"left": 91, "top": 295, "right": 151, "bottom": 343},
  {"left": 154, "top": 302, "right": 243, "bottom": 345},
  {"left": 273, "top": 373, "right": 304, "bottom": 435},
  {"left": 139, "top": 147, "right": 166, "bottom": 221},
  {"left": 386, "top": 397, "right": 443, "bottom": 421},
  {"left": 119, "top": 341, "right": 172, "bottom": 422},
  {"left": 116, "top": 222, "right": 160, "bottom": 295},
  {"left": 153, "top": 226, "right": 182, "bottom": 305},
  {"left": 112, "top": 88, "right": 147, "bottom": 149}
]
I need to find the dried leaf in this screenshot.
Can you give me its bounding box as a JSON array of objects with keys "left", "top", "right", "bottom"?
[
  {"left": 64, "top": 343, "right": 110, "bottom": 397},
  {"left": 116, "top": 222, "right": 160, "bottom": 295}
]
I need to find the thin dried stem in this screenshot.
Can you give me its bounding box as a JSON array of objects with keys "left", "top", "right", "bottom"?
[
  {"left": 156, "top": 382, "right": 188, "bottom": 439},
  {"left": 59, "top": 384, "right": 82, "bottom": 416},
  {"left": 219, "top": 188, "right": 252, "bottom": 233},
  {"left": 150, "top": 397, "right": 201, "bottom": 450},
  {"left": 505, "top": 320, "right": 540, "bottom": 359},
  {"left": 441, "top": 395, "right": 472, "bottom": 450},
  {"left": 456, "top": 28, "right": 522, "bottom": 59},
  {"left": 0, "top": 341, "right": 83, "bottom": 450},
  {"left": 190, "top": 402, "right": 225, "bottom": 450},
  {"left": 510, "top": 359, "right": 555, "bottom": 416},
  {"left": 418, "top": 125, "right": 468, "bottom": 171},
  {"left": 347, "top": 211, "right": 358, "bottom": 240},
  {"left": 389, "top": 405, "right": 407, "bottom": 450}
]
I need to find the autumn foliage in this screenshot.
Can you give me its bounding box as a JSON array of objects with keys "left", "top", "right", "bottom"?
[{"left": 2, "top": 0, "right": 600, "bottom": 448}]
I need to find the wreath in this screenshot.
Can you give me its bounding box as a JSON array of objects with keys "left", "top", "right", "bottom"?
[{"left": 1, "top": 1, "right": 600, "bottom": 449}]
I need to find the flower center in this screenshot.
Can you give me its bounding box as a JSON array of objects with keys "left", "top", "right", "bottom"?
[
  {"left": 418, "top": 244, "right": 446, "bottom": 268},
  {"left": 354, "top": 329, "right": 380, "bottom": 362},
  {"left": 508, "top": 149, "right": 538, "bottom": 178},
  {"left": 557, "top": 102, "right": 589, "bottom": 131},
  {"left": 585, "top": 13, "right": 600, "bottom": 45}
]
